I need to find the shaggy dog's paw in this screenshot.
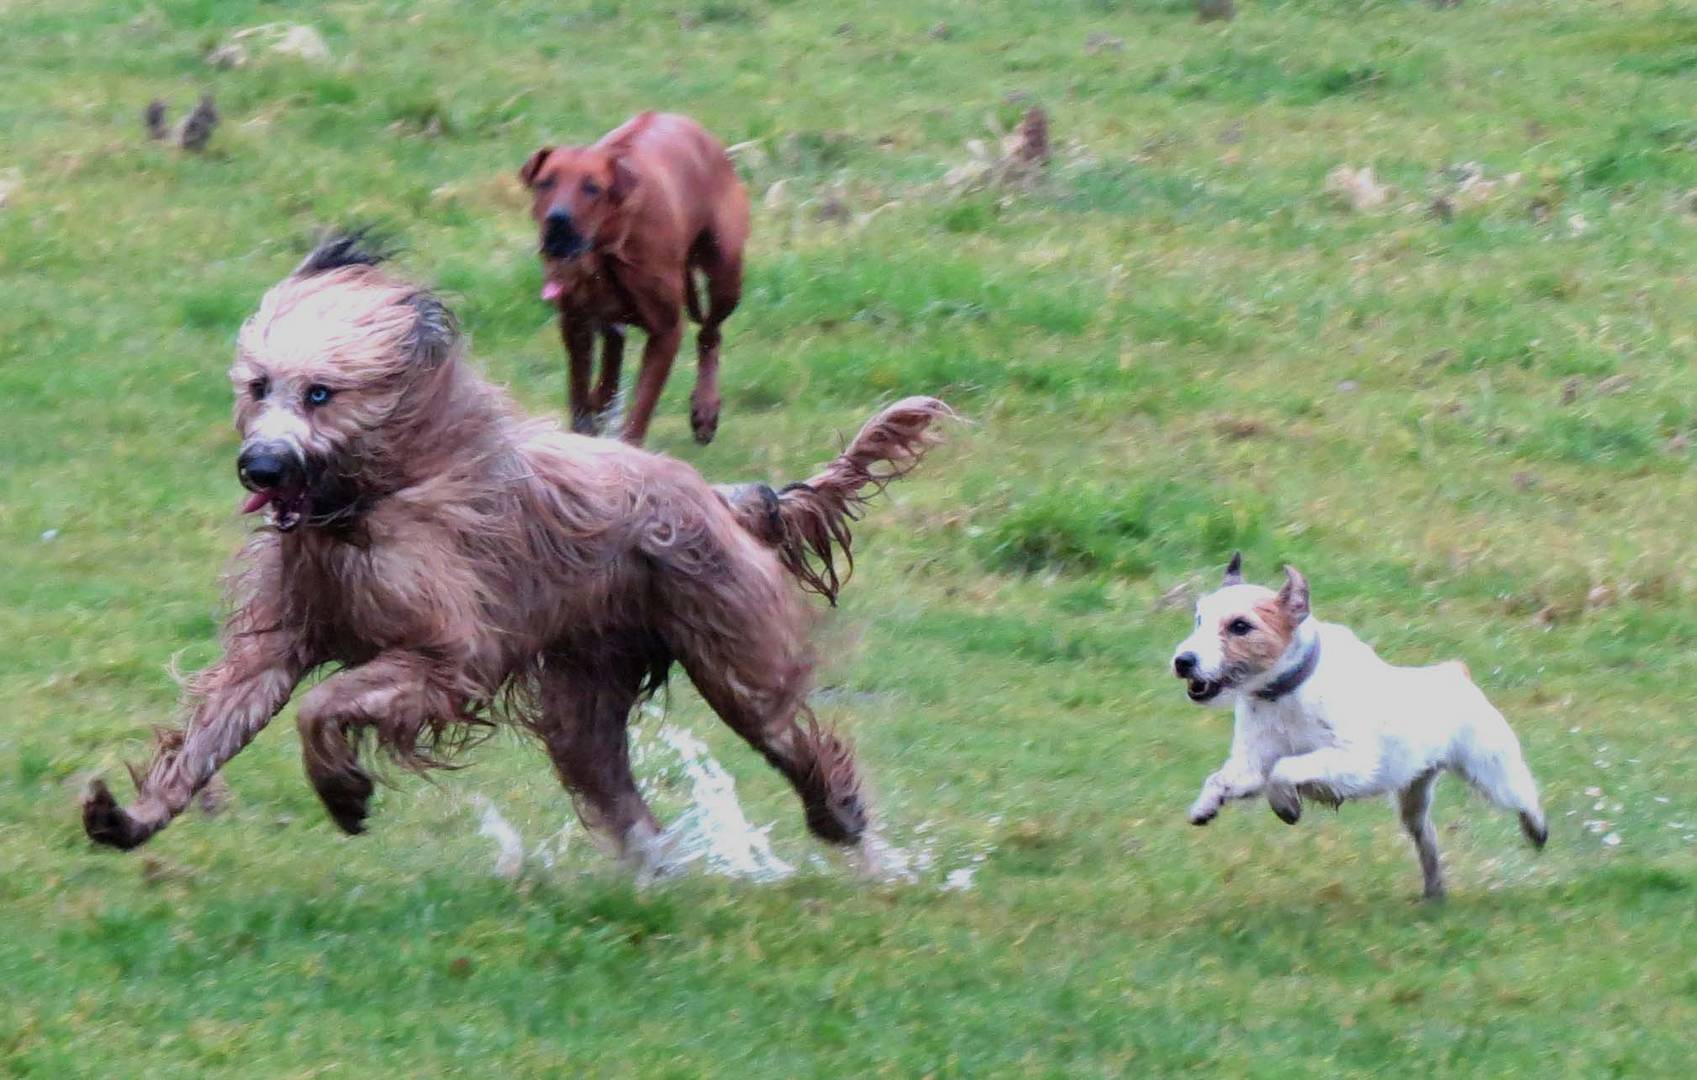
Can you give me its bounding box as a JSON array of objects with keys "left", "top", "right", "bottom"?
[
  {"left": 570, "top": 410, "right": 600, "bottom": 436},
  {"left": 82, "top": 779, "right": 149, "bottom": 850},
  {"left": 313, "top": 767, "right": 374, "bottom": 835},
  {"left": 1267, "top": 787, "right": 1302, "bottom": 826},
  {"left": 1188, "top": 801, "right": 1219, "bottom": 826}
]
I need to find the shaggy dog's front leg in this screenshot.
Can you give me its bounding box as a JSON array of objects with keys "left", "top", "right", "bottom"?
[
  {"left": 83, "top": 638, "right": 307, "bottom": 849},
  {"left": 295, "top": 652, "right": 471, "bottom": 835}
]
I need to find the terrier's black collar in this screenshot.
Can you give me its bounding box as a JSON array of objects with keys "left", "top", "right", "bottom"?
[{"left": 1254, "top": 637, "right": 1320, "bottom": 702}]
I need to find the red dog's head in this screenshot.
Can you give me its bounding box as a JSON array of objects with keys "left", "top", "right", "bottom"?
[{"left": 519, "top": 145, "right": 639, "bottom": 267}]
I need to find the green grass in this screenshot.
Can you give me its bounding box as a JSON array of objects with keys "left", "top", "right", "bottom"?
[{"left": 5, "top": 0, "right": 1697, "bottom": 1074}]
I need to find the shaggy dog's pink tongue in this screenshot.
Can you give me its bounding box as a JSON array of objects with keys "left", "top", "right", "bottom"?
[
  {"left": 241, "top": 491, "right": 271, "bottom": 514},
  {"left": 541, "top": 280, "right": 563, "bottom": 302}
]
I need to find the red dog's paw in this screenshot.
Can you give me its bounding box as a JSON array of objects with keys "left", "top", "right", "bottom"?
[{"left": 690, "top": 399, "right": 720, "bottom": 445}]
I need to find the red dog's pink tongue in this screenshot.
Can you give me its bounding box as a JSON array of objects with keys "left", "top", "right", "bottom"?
[
  {"left": 541, "top": 280, "right": 563, "bottom": 302},
  {"left": 241, "top": 491, "right": 271, "bottom": 514}
]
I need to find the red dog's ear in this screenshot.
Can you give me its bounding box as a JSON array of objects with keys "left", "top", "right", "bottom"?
[
  {"left": 609, "top": 156, "right": 639, "bottom": 202},
  {"left": 518, "top": 146, "right": 554, "bottom": 187}
]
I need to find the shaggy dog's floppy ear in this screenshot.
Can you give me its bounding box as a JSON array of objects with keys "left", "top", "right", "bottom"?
[
  {"left": 609, "top": 155, "right": 639, "bottom": 202},
  {"left": 404, "top": 291, "right": 458, "bottom": 369},
  {"left": 519, "top": 147, "right": 554, "bottom": 187},
  {"left": 1222, "top": 550, "right": 1244, "bottom": 587},
  {"left": 1278, "top": 566, "right": 1310, "bottom": 623}
]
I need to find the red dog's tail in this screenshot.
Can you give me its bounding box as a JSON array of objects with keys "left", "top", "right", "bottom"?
[{"left": 718, "top": 397, "right": 954, "bottom": 604}]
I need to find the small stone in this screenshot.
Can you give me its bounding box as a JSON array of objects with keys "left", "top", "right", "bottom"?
[
  {"left": 1084, "top": 32, "right": 1125, "bottom": 54},
  {"left": 40, "top": 528, "right": 58, "bottom": 542},
  {"left": 1560, "top": 376, "right": 1582, "bottom": 404},
  {"left": 1335, "top": 379, "right": 1359, "bottom": 393},
  {"left": 1602, "top": 831, "right": 1622, "bottom": 847},
  {"left": 1595, "top": 373, "right": 1632, "bottom": 395},
  {"left": 927, "top": 21, "right": 950, "bottom": 40}
]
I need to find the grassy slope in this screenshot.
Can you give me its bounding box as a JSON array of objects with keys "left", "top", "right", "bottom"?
[{"left": 3, "top": 0, "right": 1697, "bottom": 1074}]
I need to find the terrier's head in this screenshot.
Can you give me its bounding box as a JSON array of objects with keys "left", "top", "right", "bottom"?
[{"left": 1170, "top": 552, "right": 1310, "bottom": 704}]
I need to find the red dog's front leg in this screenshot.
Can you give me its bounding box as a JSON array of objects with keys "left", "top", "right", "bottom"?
[
  {"left": 83, "top": 634, "right": 308, "bottom": 849},
  {"left": 620, "top": 317, "right": 683, "bottom": 444},
  {"left": 560, "top": 312, "right": 597, "bottom": 434}
]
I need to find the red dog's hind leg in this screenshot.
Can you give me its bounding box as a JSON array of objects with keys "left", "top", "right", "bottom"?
[{"left": 688, "top": 244, "right": 743, "bottom": 446}]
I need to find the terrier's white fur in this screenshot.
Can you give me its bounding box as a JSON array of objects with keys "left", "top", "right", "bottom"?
[{"left": 1171, "top": 553, "right": 1547, "bottom": 898}]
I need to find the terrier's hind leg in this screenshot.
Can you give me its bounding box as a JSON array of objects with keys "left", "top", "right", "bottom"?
[
  {"left": 1457, "top": 735, "right": 1547, "bottom": 849},
  {"left": 1398, "top": 769, "right": 1446, "bottom": 900}
]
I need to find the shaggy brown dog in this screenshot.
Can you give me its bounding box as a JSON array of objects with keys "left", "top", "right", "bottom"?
[
  {"left": 81, "top": 233, "right": 950, "bottom": 865},
  {"left": 520, "top": 111, "right": 750, "bottom": 445}
]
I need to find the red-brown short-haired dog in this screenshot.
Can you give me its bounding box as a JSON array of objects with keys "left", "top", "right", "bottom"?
[{"left": 520, "top": 111, "right": 750, "bottom": 446}]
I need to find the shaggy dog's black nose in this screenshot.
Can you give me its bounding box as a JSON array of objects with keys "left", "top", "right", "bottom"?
[
  {"left": 542, "top": 210, "right": 586, "bottom": 258},
  {"left": 237, "top": 443, "right": 300, "bottom": 491},
  {"left": 1174, "top": 652, "right": 1198, "bottom": 677}
]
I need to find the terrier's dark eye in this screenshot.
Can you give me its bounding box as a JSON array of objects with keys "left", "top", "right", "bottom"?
[
  {"left": 1227, "top": 618, "right": 1254, "bottom": 636},
  {"left": 582, "top": 179, "right": 603, "bottom": 197},
  {"left": 304, "top": 384, "right": 333, "bottom": 407},
  {"left": 536, "top": 177, "right": 556, "bottom": 192},
  {"left": 249, "top": 377, "right": 269, "bottom": 401}
]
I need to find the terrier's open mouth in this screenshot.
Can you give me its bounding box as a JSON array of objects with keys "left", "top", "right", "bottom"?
[
  {"left": 1186, "top": 677, "right": 1223, "bottom": 703},
  {"left": 242, "top": 487, "right": 309, "bottom": 532}
]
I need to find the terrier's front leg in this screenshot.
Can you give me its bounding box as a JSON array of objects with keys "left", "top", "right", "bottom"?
[
  {"left": 1265, "top": 749, "right": 1377, "bottom": 827},
  {"left": 1189, "top": 760, "right": 1265, "bottom": 825}
]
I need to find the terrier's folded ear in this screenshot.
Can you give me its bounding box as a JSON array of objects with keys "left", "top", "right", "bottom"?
[
  {"left": 1278, "top": 566, "right": 1309, "bottom": 622},
  {"left": 1222, "top": 550, "right": 1244, "bottom": 587}
]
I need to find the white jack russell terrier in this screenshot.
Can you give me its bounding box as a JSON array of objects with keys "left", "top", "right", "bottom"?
[{"left": 1171, "top": 553, "right": 1547, "bottom": 898}]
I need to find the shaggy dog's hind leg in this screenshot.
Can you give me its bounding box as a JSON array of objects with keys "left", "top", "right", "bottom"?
[
  {"left": 536, "top": 651, "right": 663, "bottom": 866},
  {"left": 681, "top": 657, "right": 867, "bottom": 846},
  {"left": 295, "top": 653, "right": 468, "bottom": 835}
]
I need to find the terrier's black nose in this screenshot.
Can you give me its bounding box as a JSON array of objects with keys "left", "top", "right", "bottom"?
[{"left": 1174, "top": 652, "right": 1198, "bottom": 677}]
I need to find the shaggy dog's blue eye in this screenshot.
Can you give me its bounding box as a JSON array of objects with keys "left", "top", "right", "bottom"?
[
  {"left": 249, "top": 378, "right": 268, "bottom": 400},
  {"left": 305, "top": 384, "right": 333, "bottom": 407},
  {"left": 1228, "top": 618, "right": 1254, "bottom": 636}
]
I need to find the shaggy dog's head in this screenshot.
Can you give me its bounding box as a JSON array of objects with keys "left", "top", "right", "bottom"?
[
  {"left": 230, "top": 232, "right": 458, "bottom": 532},
  {"left": 1171, "top": 552, "right": 1310, "bottom": 705}
]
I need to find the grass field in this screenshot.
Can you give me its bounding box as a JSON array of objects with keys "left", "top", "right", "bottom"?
[{"left": 5, "top": 0, "right": 1697, "bottom": 1074}]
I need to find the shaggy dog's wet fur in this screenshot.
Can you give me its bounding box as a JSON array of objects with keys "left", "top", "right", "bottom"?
[{"left": 82, "top": 233, "right": 951, "bottom": 864}]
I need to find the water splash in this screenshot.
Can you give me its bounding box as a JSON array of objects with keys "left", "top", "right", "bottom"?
[
  {"left": 642, "top": 724, "right": 795, "bottom": 882},
  {"left": 474, "top": 796, "right": 525, "bottom": 879}
]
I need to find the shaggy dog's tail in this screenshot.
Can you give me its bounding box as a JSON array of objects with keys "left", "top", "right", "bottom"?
[{"left": 719, "top": 396, "right": 953, "bottom": 604}]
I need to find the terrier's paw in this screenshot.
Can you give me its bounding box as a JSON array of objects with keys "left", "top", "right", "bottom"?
[
  {"left": 1267, "top": 788, "right": 1302, "bottom": 826},
  {"left": 82, "top": 779, "right": 148, "bottom": 850}
]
